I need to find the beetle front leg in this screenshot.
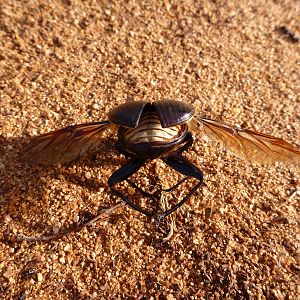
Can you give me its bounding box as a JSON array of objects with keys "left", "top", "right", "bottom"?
[
  {"left": 108, "top": 158, "right": 154, "bottom": 217},
  {"left": 160, "top": 153, "right": 204, "bottom": 220},
  {"left": 161, "top": 132, "right": 193, "bottom": 192}
]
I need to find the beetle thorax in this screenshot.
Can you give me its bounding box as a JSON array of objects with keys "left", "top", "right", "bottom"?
[{"left": 123, "top": 111, "right": 183, "bottom": 144}]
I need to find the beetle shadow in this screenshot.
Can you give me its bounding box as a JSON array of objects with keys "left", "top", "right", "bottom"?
[
  {"left": 0, "top": 134, "right": 124, "bottom": 242},
  {"left": 52, "top": 138, "right": 123, "bottom": 191}
]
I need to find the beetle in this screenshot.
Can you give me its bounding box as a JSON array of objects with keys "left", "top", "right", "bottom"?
[{"left": 23, "top": 100, "right": 300, "bottom": 220}]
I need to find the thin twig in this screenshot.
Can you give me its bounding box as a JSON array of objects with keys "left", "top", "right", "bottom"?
[
  {"left": 160, "top": 192, "right": 176, "bottom": 242},
  {"left": 288, "top": 187, "right": 300, "bottom": 200},
  {"left": 162, "top": 219, "right": 175, "bottom": 242},
  {"left": 16, "top": 202, "right": 124, "bottom": 242}
]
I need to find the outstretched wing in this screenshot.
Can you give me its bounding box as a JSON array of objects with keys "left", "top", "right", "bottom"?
[
  {"left": 193, "top": 117, "right": 300, "bottom": 164},
  {"left": 23, "top": 121, "right": 114, "bottom": 164}
]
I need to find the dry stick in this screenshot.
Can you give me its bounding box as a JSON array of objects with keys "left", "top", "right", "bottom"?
[
  {"left": 288, "top": 187, "right": 300, "bottom": 200},
  {"left": 16, "top": 202, "right": 124, "bottom": 242},
  {"left": 160, "top": 192, "right": 176, "bottom": 242}
]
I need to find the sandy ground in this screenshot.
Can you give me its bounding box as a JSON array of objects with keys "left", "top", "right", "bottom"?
[{"left": 0, "top": 0, "right": 299, "bottom": 299}]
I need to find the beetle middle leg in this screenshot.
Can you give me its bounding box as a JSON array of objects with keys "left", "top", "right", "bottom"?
[
  {"left": 114, "top": 143, "right": 158, "bottom": 198},
  {"left": 161, "top": 131, "right": 194, "bottom": 192},
  {"left": 108, "top": 158, "right": 154, "bottom": 217},
  {"left": 159, "top": 152, "right": 204, "bottom": 220}
]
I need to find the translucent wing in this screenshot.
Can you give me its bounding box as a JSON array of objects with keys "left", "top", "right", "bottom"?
[
  {"left": 23, "top": 121, "right": 114, "bottom": 164},
  {"left": 194, "top": 117, "right": 300, "bottom": 164}
]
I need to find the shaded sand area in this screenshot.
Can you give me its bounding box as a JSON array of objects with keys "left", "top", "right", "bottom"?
[{"left": 0, "top": 0, "right": 299, "bottom": 299}]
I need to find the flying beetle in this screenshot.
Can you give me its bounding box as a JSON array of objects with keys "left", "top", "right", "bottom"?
[{"left": 23, "top": 100, "right": 300, "bottom": 219}]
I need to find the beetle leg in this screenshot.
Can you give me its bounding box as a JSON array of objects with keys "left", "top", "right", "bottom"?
[
  {"left": 108, "top": 158, "right": 154, "bottom": 217},
  {"left": 161, "top": 176, "right": 189, "bottom": 192},
  {"left": 161, "top": 132, "right": 193, "bottom": 192},
  {"left": 159, "top": 153, "right": 204, "bottom": 220},
  {"left": 115, "top": 143, "right": 135, "bottom": 159},
  {"left": 177, "top": 132, "right": 193, "bottom": 154},
  {"left": 125, "top": 179, "right": 156, "bottom": 198}
]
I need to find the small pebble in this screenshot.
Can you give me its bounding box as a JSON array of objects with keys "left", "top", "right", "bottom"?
[
  {"left": 128, "top": 187, "right": 135, "bottom": 196},
  {"left": 85, "top": 171, "right": 92, "bottom": 179},
  {"left": 37, "top": 273, "right": 43, "bottom": 283},
  {"left": 59, "top": 257, "right": 66, "bottom": 264},
  {"left": 53, "top": 226, "right": 59, "bottom": 234}
]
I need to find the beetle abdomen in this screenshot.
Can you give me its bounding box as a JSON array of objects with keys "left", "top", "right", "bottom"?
[{"left": 124, "top": 112, "right": 182, "bottom": 144}]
